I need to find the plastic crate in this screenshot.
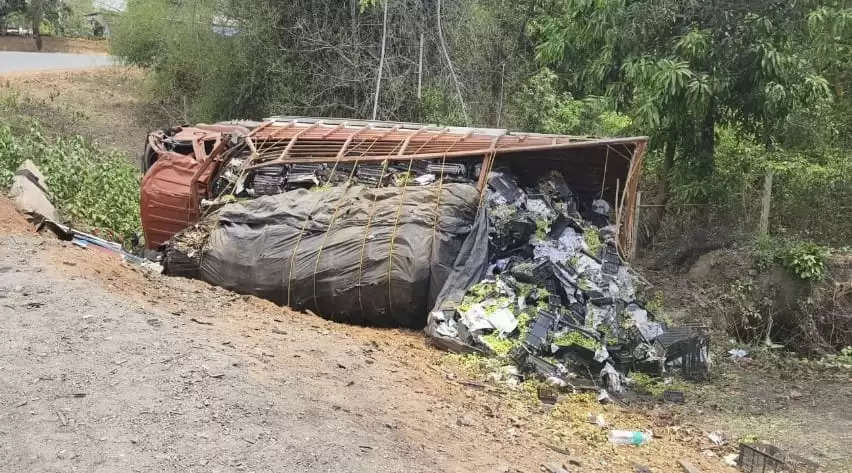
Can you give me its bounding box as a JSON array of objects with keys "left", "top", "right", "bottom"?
[{"left": 739, "top": 443, "right": 820, "bottom": 473}]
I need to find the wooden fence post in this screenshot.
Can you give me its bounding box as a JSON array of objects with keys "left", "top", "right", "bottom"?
[{"left": 629, "top": 191, "right": 642, "bottom": 260}]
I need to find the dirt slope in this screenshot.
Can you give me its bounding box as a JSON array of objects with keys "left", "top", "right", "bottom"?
[
  {"left": 1, "top": 66, "right": 169, "bottom": 157},
  {"left": 0, "top": 195, "right": 753, "bottom": 473}
]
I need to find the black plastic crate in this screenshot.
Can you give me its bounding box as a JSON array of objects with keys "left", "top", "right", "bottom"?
[{"left": 739, "top": 443, "right": 819, "bottom": 473}]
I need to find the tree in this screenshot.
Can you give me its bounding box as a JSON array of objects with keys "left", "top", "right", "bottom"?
[{"left": 530, "top": 0, "right": 839, "bottom": 237}]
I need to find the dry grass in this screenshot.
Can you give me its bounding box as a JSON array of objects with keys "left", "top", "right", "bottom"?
[{"left": 0, "top": 66, "right": 171, "bottom": 157}]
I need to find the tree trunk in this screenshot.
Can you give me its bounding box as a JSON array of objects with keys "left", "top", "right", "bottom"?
[
  {"left": 643, "top": 141, "right": 675, "bottom": 244},
  {"left": 31, "top": 0, "right": 44, "bottom": 51},
  {"left": 436, "top": 0, "right": 469, "bottom": 124},
  {"left": 371, "top": 0, "right": 389, "bottom": 120}
]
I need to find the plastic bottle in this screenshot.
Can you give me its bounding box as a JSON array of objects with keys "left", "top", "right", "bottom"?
[{"left": 609, "top": 430, "right": 651, "bottom": 446}]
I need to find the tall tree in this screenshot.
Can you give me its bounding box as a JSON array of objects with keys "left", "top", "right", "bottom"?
[{"left": 531, "top": 0, "right": 838, "bottom": 235}]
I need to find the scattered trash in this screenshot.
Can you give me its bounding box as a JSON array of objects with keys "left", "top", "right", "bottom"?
[
  {"left": 609, "top": 430, "right": 651, "bottom": 446},
  {"left": 723, "top": 453, "right": 739, "bottom": 467},
  {"left": 738, "top": 443, "right": 820, "bottom": 473},
  {"left": 425, "top": 167, "right": 709, "bottom": 390},
  {"left": 587, "top": 413, "right": 607, "bottom": 427},
  {"left": 728, "top": 348, "right": 749, "bottom": 359},
  {"left": 706, "top": 431, "right": 727, "bottom": 446},
  {"left": 190, "top": 318, "right": 213, "bottom": 326}
]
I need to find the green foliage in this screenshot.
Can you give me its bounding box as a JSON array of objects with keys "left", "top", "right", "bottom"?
[
  {"left": 628, "top": 372, "right": 668, "bottom": 397},
  {"left": 419, "top": 88, "right": 468, "bottom": 127},
  {"left": 818, "top": 346, "right": 852, "bottom": 368},
  {"left": 645, "top": 291, "right": 664, "bottom": 315},
  {"left": 782, "top": 241, "right": 828, "bottom": 281},
  {"left": 511, "top": 68, "right": 631, "bottom": 136},
  {"left": 552, "top": 331, "right": 600, "bottom": 351},
  {"left": 481, "top": 332, "right": 515, "bottom": 356},
  {"left": 751, "top": 236, "right": 829, "bottom": 281},
  {"left": 582, "top": 226, "right": 601, "bottom": 256},
  {"left": 0, "top": 121, "right": 140, "bottom": 243}
]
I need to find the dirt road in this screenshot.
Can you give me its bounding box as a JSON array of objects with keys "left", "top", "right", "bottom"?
[
  {"left": 0, "top": 202, "right": 542, "bottom": 472},
  {"left": 0, "top": 52, "right": 114, "bottom": 73}
]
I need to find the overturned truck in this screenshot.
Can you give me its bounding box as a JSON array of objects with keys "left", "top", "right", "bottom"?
[{"left": 142, "top": 117, "right": 707, "bottom": 389}]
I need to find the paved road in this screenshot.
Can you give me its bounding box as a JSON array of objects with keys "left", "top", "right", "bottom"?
[{"left": 0, "top": 51, "right": 114, "bottom": 73}]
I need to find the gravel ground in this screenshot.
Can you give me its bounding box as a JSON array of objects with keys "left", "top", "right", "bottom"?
[{"left": 0, "top": 233, "right": 532, "bottom": 473}]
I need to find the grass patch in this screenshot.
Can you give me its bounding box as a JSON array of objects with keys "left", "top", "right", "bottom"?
[
  {"left": 481, "top": 332, "right": 516, "bottom": 356},
  {"left": 553, "top": 330, "right": 601, "bottom": 350}
]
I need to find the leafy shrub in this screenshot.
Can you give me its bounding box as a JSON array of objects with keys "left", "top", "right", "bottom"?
[
  {"left": 782, "top": 241, "right": 828, "bottom": 281},
  {"left": 0, "top": 122, "right": 140, "bottom": 243}
]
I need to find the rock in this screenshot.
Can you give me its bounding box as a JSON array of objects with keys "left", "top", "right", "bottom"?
[
  {"left": 9, "top": 160, "right": 61, "bottom": 223},
  {"left": 678, "top": 459, "right": 702, "bottom": 473},
  {"left": 541, "top": 463, "right": 569, "bottom": 473}
]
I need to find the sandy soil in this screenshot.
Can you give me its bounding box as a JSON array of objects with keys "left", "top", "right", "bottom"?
[{"left": 0, "top": 36, "right": 109, "bottom": 54}]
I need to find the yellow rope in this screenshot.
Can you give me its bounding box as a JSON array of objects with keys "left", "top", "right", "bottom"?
[
  {"left": 309, "top": 160, "right": 362, "bottom": 312},
  {"left": 427, "top": 154, "right": 448, "bottom": 264},
  {"left": 384, "top": 156, "right": 419, "bottom": 313},
  {"left": 286, "top": 135, "right": 381, "bottom": 307},
  {"left": 355, "top": 159, "right": 391, "bottom": 317}
]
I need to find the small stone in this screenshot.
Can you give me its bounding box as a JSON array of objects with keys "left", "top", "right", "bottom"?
[{"left": 456, "top": 416, "right": 474, "bottom": 427}]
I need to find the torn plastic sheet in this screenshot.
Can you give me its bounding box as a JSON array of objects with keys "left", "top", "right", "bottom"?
[
  {"left": 594, "top": 346, "right": 610, "bottom": 363},
  {"left": 423, "top": 167, "right": 705, "bottom": 390},
  {"left": 625, "top": 303, "right": 664, "bottom": 341},
  {"left": 488, "top": 308, "right": 518, "bottom": 334},
  {"left": 460, "top": 303, "right": 517, "bottom": 335},
  {"left": 414, "top": 174, "right": 436, "bottom": 185}
]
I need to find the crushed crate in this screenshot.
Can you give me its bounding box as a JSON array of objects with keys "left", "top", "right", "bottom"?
[
  {"left": 537, "top": 385, "right": 559, "bottom": 404},
  {"left": 739, "top": 443, "right": 820, "bottom": 473}
]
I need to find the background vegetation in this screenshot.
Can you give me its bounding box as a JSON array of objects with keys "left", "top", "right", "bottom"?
[{"left": 107, "top": 0, "right": 850, "bottom": 249}]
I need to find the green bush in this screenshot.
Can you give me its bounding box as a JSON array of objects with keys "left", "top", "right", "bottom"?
[
  {"left": 0, "top": 122, "right": 140, "bottom": 243},
  {"left": 782, "top": 241, "right": 828, "bottom": 281}
]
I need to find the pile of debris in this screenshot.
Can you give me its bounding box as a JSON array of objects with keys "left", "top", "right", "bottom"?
[{"left": 427, "top": 169, "right": 710, "bottom": 396}]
